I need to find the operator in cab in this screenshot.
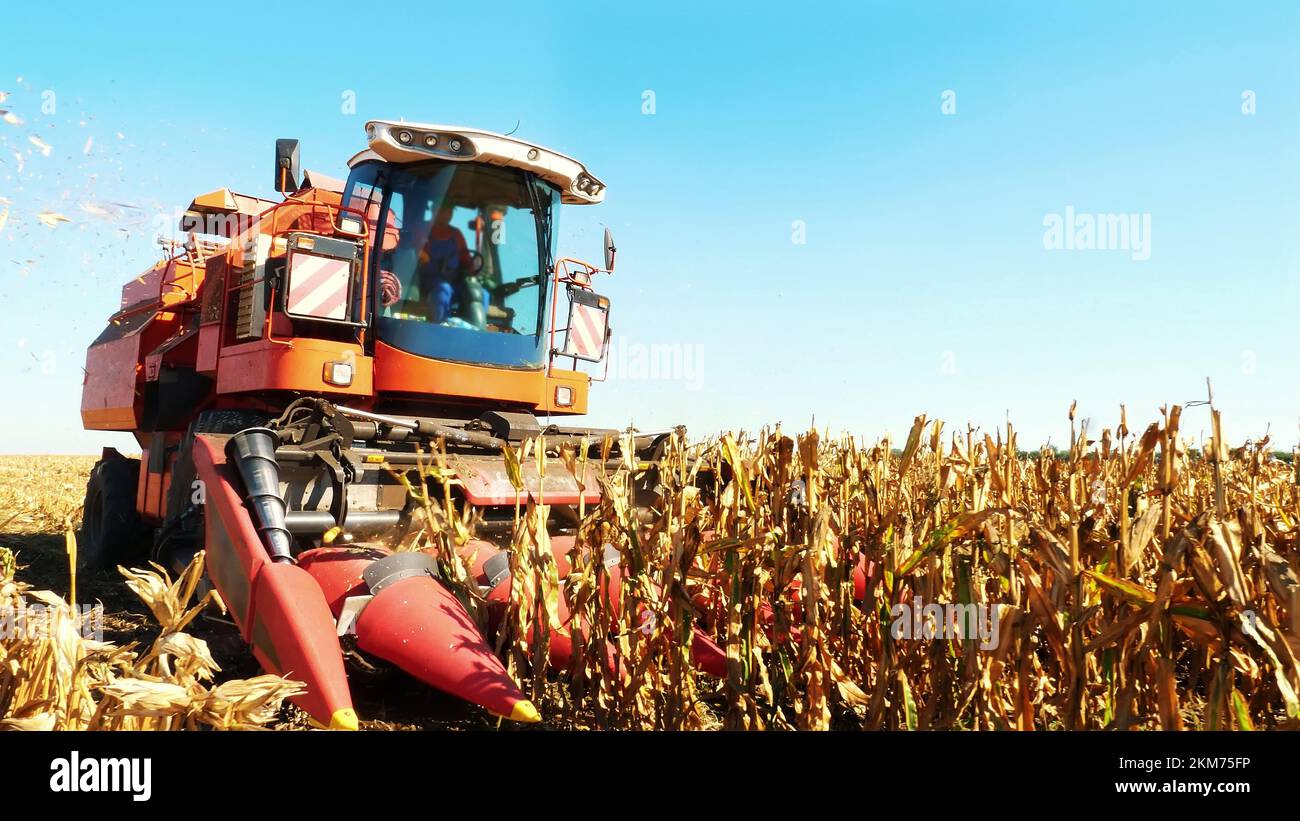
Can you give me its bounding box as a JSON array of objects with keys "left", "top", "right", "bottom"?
[{"left": 417, "top": 203, "right": 488, "bottom": 329}]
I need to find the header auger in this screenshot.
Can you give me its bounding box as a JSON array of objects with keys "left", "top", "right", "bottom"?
[{"left": 76, "top": 120, "right": 732, "bottom": 728}]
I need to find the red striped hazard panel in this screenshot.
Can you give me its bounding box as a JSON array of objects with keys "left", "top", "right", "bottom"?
[
  {"left": 286, "top": 252, "right": 351, "bottom": 320},
  {"left": 562, "top": 290, "right": 609, "bottom": 361}
]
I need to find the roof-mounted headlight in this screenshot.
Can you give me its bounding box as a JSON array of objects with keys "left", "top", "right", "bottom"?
[{"left": 573, "top": 175, "right": 603, "bottom": 198}]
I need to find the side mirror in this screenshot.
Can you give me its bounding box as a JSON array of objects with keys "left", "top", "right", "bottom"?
[
  {"left": 560, "top": 288, "right": 610, "bottom": 362},
  {"left": 274, "top": 138, "right": 301, "bottom": 194},
  {"left": 603, "top": 227, "right": 617, "bottom": 273}
]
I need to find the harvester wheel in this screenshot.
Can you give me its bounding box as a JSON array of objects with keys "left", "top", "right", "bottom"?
[{"left": 78, "top": 456, "right": 149, "bottom": 572}]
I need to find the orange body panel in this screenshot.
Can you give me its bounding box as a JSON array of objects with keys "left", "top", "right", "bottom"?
[
  {"left": 140, "top": 460, "right": 161, "bottom": 520},
  {"left": 373, "top": 340, "right": 587, "bottom": 413},
  {"left": 136, "top": 454, "right": 176, "bottom": 522},
  {"left": 215, "top": 338, "right": 372, "bottom": 397},
  {"left": 542, "top": 368, "right": 590, "bottom": 415},
  {"left": 83, "top": 282, "right": 188, "bottom": 431},
  {"left": 119, "top": 261, "right": 169, "bottom": 309},
  {"left": 119, "top": 257, "right": 204, "bottom": 310},
  {"left": 135, "top": 434, "right": 181, "bottom": 522},
  {"left": 82, "top": 336, "right": 143, "bottom": 430},
  {"left": 135, "top": 460, "right": 149, "bottom": 519},
  {"left": 196, "top": 324, "right": 219, "bottom": 374}
]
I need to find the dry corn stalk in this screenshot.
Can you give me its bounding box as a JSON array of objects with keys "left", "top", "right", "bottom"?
[
  {"left": 453, "top": 406, "right": 1300, "bottom": 730},
  {"left": 0, "top": 548, "right": 303, "bottom": 730}
]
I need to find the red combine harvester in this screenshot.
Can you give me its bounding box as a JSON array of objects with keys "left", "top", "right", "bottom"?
[{"left": 77, "top": 121, "right": 703, "bottom": 728}]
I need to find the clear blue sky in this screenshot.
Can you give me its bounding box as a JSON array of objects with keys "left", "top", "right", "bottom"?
[{"left": 1, "top": 1, "right": 1297, "bottom": 454}]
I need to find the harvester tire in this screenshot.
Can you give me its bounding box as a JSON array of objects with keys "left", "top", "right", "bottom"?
[{"left": 78, "top": 456, "right": 149, "bottom": 572}]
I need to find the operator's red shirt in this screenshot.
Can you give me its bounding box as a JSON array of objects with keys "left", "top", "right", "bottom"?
[{"left": 422, "top": 224, "right": 472, "bottom": 276}]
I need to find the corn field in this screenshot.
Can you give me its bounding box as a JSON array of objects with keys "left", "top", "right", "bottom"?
[
  {"left": 418, "top": 404, "right": 1300, "bottom": 730},
  {"left": 2, "top": 403, "right": 1299, "bottom": 730}
]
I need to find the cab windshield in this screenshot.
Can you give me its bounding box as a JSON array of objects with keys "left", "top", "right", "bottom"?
[{"left": 343, "top": 160, "right": 560, "bottom": 368}]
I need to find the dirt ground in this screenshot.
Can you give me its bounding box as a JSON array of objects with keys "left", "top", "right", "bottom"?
[{"left": 0, "top": 455, "right": 539, "bottom": 731}]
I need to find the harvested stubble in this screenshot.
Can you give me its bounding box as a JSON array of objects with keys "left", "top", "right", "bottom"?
[
  {"left": 414, "top": 404, "right": 1300, "bottom": 730},
  {"left": 0, "top": 455, "right": 94, "bottom": 536}
]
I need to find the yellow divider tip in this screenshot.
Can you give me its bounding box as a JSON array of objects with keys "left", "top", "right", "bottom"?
[
  {"left": 508, "top": 700, "right": 542, "bottom": 723},
  {"left": 328, "top": 708, "right": 359, "bottom": 730}
]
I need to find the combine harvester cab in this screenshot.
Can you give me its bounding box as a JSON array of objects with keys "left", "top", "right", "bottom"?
[{"left": 78, "top": 121, "right": 696, "bottom": 727}]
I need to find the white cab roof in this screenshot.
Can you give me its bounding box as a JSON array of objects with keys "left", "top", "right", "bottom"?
[{"left": 349, "top": 120, "right": 606, "bottom": 205}]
